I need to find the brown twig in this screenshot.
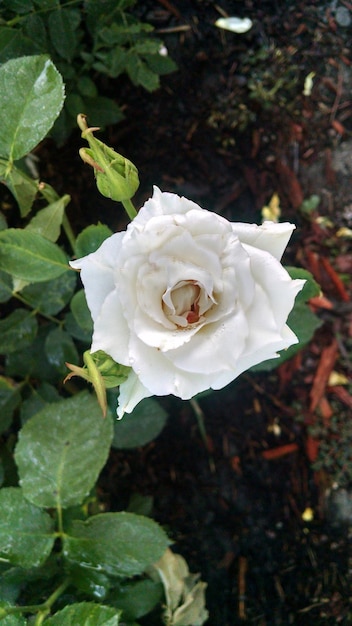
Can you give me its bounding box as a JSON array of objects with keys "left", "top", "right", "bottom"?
[
  {"left": 155, "top": 0, "right": 181, "bottom": 19},
  {"left": 238, "top": 556, "right": 247, "bottom": 620}
]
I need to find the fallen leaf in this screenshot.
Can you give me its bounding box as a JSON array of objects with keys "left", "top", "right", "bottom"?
[
  {"left": 309, "top": 295, "right": 333, "bottom": 311},
  {"left": 262, "top": 443, "right": 298, "bottom": 460},
  {"left": 275, "top": 160, "right": 304, "bottom": 209},
  {"left": 309, "top": 339, "right": 339, "bottom": 412},
  {"left": 331, "top": 119, "right": 346, "bottom": 135},
  {"left": 330, "top": 386, "right": 352, "bottom": 409},
  {"left": 306, "top": 434, "right": 320, "bottom": 463}
]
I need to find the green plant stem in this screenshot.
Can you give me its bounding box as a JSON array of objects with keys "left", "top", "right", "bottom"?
[
  {"left": 122, "top": 198, "right": 138, "bottom": 220},
  {"left": 12, "top": 292, "right": 62, "bottom": 325},
  {"left": 38, "top": 183, "right": 76, "bottom": 252},
  {"left": 189, "top": 398, "right": 215, "bottom": 473},
  {"left": 56, "top": 500, "right": 64, "bottom": 536},
  {"left": 6, "top": 0, "right": 81, "bottom": 24},
  {"left": 0, "top": 578, "right": 70, "bottom": 621},
  {"left": 62, "top": 213, "right": 77, "bottom": 252}
]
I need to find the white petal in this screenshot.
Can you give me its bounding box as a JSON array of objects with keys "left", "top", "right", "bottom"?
[
  {"left": 150, "top": 229, "right": 223, "bottom": 276},
  {"left": 91, "top": 289, "right": 130, "bottom": 365},
  {"left": 128, "top": 335, "right": 214, "bottom": 399},
  {"left": 70, "top": 232, "right": 124, "bottom": 321},
  {"left": 134, "top": 186, "right": 206, "bottom": 225},
  {"left": 169, "top": 308, "right": 249, "bottom": 374},
  {"left": 117, "top": 371, "right": 152, "bottom": 417},
  {"left": 232, "top": 221, "right": 296, "bottom": 260},
  {"left": 133, "top": 307, "right": 200, "bottom": 351},
  {"left": 211, "top": 324, "right": 299, "bottom": 391},
  {"left": 244, "top": 244, "right": 305, "bottom": 329},
  {"left": 215, "top": 17, "right": 253, "bottom": 34},
  {"left": 135, "top": 262, "right": 173, "bottom": 329}
]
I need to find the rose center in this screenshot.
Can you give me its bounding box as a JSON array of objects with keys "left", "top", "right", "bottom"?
[
  {"left": 162, "top": 280, "right": 203, "bottom": 327},
  {"left": 172, "top": 282, "right": 200, "bottom": 322}
]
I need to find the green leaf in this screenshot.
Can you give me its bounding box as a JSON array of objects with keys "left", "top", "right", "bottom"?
[
  {"left": 0, "top": 377, "right": 21, "bottom": 435},
  {"left": 25, "top": 195, "right": 70, "bottom": 241},
  {"left": 64, "top": 311, "right": 92, "bottom": 343},
  {"left": 109, "top": 579, "right": 163, "bottom": 620},
  {"left": 83, "top": 96, "right": 124, "bottom": 128},
  {"left": 75, "top": 223, "right": 113, "bottom": 257},
  {"left": 0, "top": 487, "right": 55, "bottom": 568},
  {"left": 70, "top": 289, "right": 93, "bottom": 335},
  {"left": 20, "top": 383, "right": 61, "bottom": 425},
  {"left": 23, "top": 13, "right": 47, "bottom": 50},
  {"left": 44, "top": 602, "right": 120, "bottom": 626},
  {"left": 33, "top": 0, "right": 60, "bottom": 9},
  {"left": 44, "top": 327, "right": 79, "bottom": 374},
  {"left": 0, "top": 270, "right": 13, "bottom": 303},
  {"left": 112, "top": 398, "right": 168, "bottom": 449},
  {"left": 77, "top": 76, "right": 98, "bottom": 98},
  {"left": 0, "top": 28, "right": 34, "bottom": 64},
  {"left": 300, "top": 194, "right": 320, "bottom": 216},
  {"left": 21, "top": 270, "right": 77, "bottom": 315},
  {"left": 63, "top": 512, "right": 170, "bottom": 577},
  {"left": 286, "top": 267, "right": 320, "bottom": 301},
  {"left": 0, "top": 160, "right": 38, "bottom": 217},
  {"left": 0, "top": 567, "right": 21, "bottom": 606},
  {"left": 5, "top": 325, "right": 61, "bottom": 383},
  {"left": 0, "top": 213, "right": 7, "bottom": 231},
  {"left": 47, "top": 107, "right": 70, "bottom": 146},
  {"left": 66, "top": 92, "right": 86, "bottom": 118},
  {"left": 0, "top": 55, "right": 65, "bottom": 161},
  {"left": 134, "top": 40, "right": 161, "bottom": 55},
  {"left": 15, "top": 392, "right": 113, "bottom": 508},
  {"left": 66, "top": 564, "right": 112, "bottom": 600},
  {"left": 280, "top": 267, "right": 322, "bottom": 353},
  {"left": 85, "top": 0, "right": 134, "bottom": 34},
  {"left": 0, "top": 556, "right": 60, "bottom": 606},
  {"left": 0, "top": 229, "right": 68, "bottom": 282},
  {"left": 126, "top": 55, "right": 159, "bottom": 91},
  {"left": 127, "top": 492, "right": 153, "bottom": 517},
  {"left": 284, "top": 305, "right": 321, "bottom": 357},
  {"left": 2, "top": 0, "right": 34, "bottom": 11},
  {"left": 0, "top": 310, "right": 38, "bottom": 355},
  {"left": 146, "top": 51, "right": 177, "bottom": 76},
  {"left": 48, "top": 9, "right": 81, "bottom": 61},
  {"left": 93, "top": 49, "right": 127, "bottom": 78}
]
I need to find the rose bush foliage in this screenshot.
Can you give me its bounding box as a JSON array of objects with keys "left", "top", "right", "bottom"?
[{"left": 71, "top": 187, "right": 304, "bottom": 417}]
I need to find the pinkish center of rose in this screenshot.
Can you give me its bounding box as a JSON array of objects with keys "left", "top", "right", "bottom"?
[{"left": 163, "top": 281, "right": 202, "bottom": 326}]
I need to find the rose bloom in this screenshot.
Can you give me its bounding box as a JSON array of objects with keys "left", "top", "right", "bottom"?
[{"left": 71, "top": 187, "right": 304, "bottom": 417}]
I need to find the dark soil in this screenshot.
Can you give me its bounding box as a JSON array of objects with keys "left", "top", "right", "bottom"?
[{"left": 34, "top": 1, "right": 352, "bottom": 624}]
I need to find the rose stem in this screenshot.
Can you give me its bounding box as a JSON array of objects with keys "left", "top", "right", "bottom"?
[
  {"left": 122, "top": 198, "right": 138, "bottom": 220},
  {"left": 190, "top": 397, "right": 215, "bottom": 473}
]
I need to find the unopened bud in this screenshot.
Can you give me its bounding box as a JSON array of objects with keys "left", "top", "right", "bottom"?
[{"left": 77, "top": 114, "right": 139, "bottom": 202}]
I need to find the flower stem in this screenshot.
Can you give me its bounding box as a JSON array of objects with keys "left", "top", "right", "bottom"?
[
  {"left": 122, "top": 198, "right": 138, "bottom": 220},
  {"left": 12, "top": 292, "right": 62, "bottom": 325},
  {"left": 0, "top": 578, "right": 71, "bottom": 621},
  {"left": 62, "top": 213, "right": 77, "bottom": 253},
  {"left": 38, "top": 184, "right": 76, "bottom": 252},
  {"left": 190, "top": 398, "right": 215, "bottom": 473}
]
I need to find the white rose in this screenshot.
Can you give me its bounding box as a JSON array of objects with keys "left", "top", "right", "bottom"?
[{"left": 71, "top": 187, "right": 304, "bottom": 417}]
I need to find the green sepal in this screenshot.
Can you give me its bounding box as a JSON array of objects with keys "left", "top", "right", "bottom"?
[
  {"left": 90, "top": 350, "right": 130, "bottom": 388},
  {"left": 65, "top": 350, "right": 130, "bottom": 417}
]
